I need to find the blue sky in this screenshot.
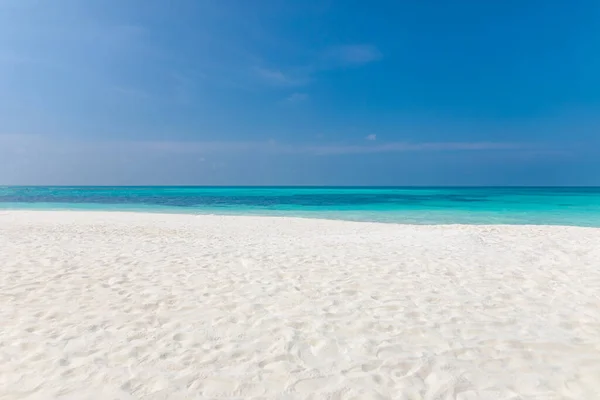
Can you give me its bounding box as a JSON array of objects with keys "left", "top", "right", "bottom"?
[{"left": 1, "top": 0, "right": 600, "bottom": 185}]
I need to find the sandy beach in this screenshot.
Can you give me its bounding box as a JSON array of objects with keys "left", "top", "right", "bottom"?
[{"left": 1, "top": 210, "right": 599, "bottom": 399}]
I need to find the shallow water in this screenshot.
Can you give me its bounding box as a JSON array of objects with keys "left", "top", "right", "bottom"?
[{"left": 2, "top": 186, "right": 600, "bottom": 227}]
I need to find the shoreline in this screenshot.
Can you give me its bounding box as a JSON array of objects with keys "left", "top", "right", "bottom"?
[
  {"left": 2, "top": 210, "right": 600, "bottom": 398},
  {"left": 3, "top": 208, "right": 600, "bottom": 230}
]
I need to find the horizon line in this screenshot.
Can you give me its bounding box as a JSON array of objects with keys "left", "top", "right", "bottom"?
[{"left": 2, "top": 185, "right": 600, "bottom": 189}]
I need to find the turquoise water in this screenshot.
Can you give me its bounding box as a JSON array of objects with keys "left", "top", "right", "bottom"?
[{"left": 2, "top": 186, "right": 600, "bottom": 227}]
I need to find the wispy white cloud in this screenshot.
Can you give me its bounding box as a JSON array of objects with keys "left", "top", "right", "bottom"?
[
  {"left": 0, "top": 134, "right": 527, "bottom": 158},
  {"left": 304, "top": 141, "right": 524, "bottom": 155},
  {"left": 323, "top": 44, "right": 382, "bottom": 67},
  {"left": 0, "top": 134, "right": 574, "bottom": 185},
  {"left": 254, "top": 44, "right": 381, "bottom": 87},
  {"left": 366, "top": 134, "right": 377, "bottom": 141},
  {"left": 254, "top": 67, "right": 309, "bottom": 86},
  {"left": 286, "top": 92, "right": 309, "bottom": 103},
  {"left": 0, "top": 133, "right": 45, "bottom": 151},
  {"left": 134, "top": 139, "right": 527, "bottom": 156}
]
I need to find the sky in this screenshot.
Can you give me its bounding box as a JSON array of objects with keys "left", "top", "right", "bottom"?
[{"left": 1, "top": 0, "right": 600, "bottom": 186}]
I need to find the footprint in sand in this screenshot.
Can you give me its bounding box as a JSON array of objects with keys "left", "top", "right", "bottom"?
[
  {"left": 258, "top": 354, "right": 295, "bottom": 373},
  {"left": 293, "top": 375, "right": 341, "bottom": 394},
  {"left": 311, "top": 338, "right": 343, "bottom": 360}
]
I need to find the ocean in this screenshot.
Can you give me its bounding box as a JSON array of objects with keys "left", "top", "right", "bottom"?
[{"left": 1, "top": 186, "right": 600, "bottom": 227}]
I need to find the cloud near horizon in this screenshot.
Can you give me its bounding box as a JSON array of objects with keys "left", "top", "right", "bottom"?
[
  {"left": 0, "top": 134, "right": 583, "bottom": 186},
  {"left": 0, "top": 134, "right": 534, "bottom": 157}
]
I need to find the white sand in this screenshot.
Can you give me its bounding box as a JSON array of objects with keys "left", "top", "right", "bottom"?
[{"left": 1, "top": 211, "right": 600, "bottom": 400}]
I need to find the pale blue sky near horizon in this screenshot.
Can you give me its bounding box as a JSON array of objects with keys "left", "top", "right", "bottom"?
[{"left": 1, "top": 0, "right": 600, "bottom": 186}]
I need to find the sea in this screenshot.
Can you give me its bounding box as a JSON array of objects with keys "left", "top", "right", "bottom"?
[{"left": 1, "top": 186, "right": 600, "bottom": 227}]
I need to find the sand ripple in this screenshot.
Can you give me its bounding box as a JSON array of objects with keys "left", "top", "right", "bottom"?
[{"left": 1, "top": 211, "right": 600, "bottom": 399}]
